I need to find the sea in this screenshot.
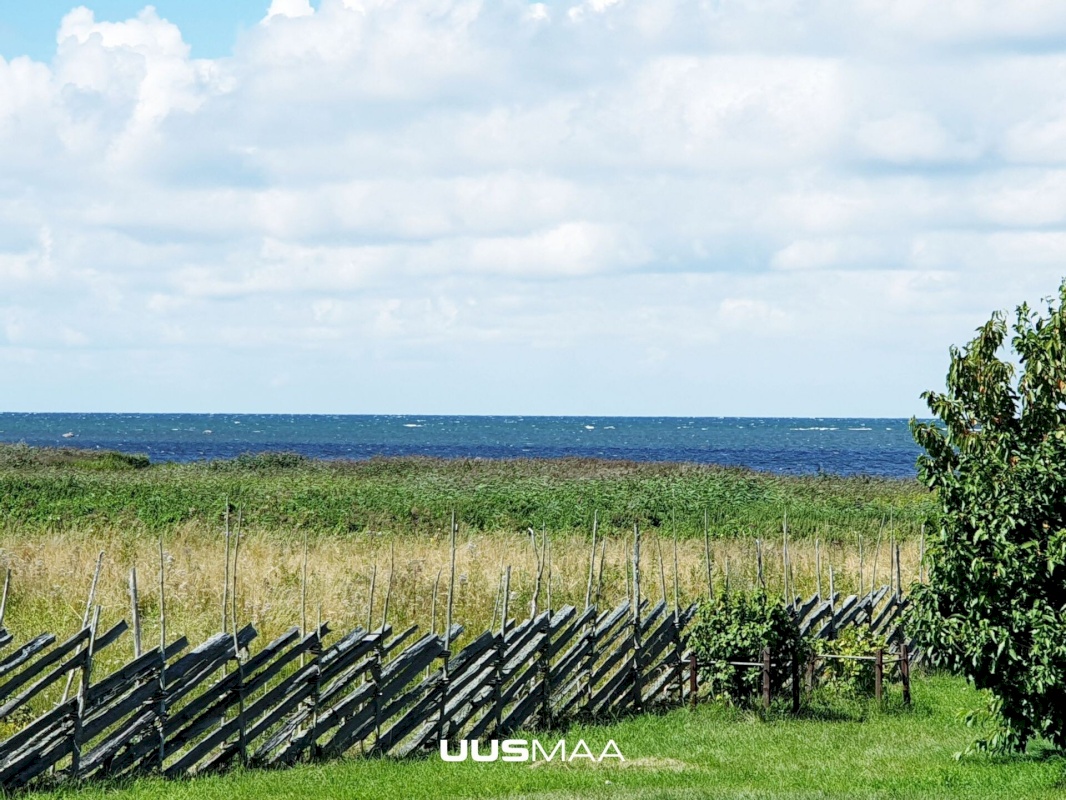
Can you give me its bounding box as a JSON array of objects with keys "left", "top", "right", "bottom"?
[{"left": 0, "top": 414, "right": 924, "bottom": 478}]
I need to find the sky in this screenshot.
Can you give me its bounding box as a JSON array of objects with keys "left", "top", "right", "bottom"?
[{"left": 2, "top": 1, "right": 1065, "bottom": 417}]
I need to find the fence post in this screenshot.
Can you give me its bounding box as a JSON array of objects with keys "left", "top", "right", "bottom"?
[
  {"left": 688, "top": 652, "right": 698, "bottom": 710},
  {"left": 875, "top": 648, "right": 884, "bottom": 703},
  {"left": 492, "top": 631, "right": 505, "bottom": 736},
  {"left": 762, "top": 646, "right": 771, "bottom": 710},
  {"left": 631, "top": 524, "right": 643, "bottom": 713},
  {"left": 493, "top": 566, "right": 510, "bottom": 736},
  {"left": 539, "top": 614, "right": 553, "bottom": 728},
  {"left": 583, "top": 607, "right": 599, "bottom": 714},
  {"left": 791, "top": 643, "right": 800, "bottom": 713},
  {"left": 900, "top": 641, "right": 911, "bottom": 706},
  {"left": 70, "top": 606, "right": 101, "bottom": 777},
  {"left": 371, "top": 633, "right": 383, "bottom": 749},
  {"left": 308, "top": 627, "right": 324, "bottom": 758}
]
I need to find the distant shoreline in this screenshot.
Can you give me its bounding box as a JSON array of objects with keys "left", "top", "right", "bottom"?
[{"left": 0, "top": 413, "right": 924, "bottom": 478}]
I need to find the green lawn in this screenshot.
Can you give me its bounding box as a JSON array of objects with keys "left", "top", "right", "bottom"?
[{"left": 45, "top": 676, "right": 1065, "bottom": 800}]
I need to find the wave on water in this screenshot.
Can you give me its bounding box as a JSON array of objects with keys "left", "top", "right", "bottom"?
[{"left": 0, "top": 414, "right": 924, "bottom": 478}]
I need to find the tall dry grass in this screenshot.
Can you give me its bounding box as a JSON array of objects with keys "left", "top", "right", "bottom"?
[{"left": 0, "top": 523, "right": 924, "bottom": 676}]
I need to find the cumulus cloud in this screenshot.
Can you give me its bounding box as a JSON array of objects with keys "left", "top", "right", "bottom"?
[{"left": 1, "top": 1, "right": 1065, "bottom": 415}]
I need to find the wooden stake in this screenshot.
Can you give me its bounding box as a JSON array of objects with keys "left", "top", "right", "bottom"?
[
  {"left": 0, "top": 567, "right": 11, "bottom": 629},
  {"left": 157, "top": 533, "right": 167, "bottom": 770},
  {"left": 631, "top": 522, "right": 642, "bottom": 712},
  {"left": 594, "top": 538, "right": 607, "bottom": 609},
  {"left": 230, "top": 508, "right": 247, "bottom": 766},
  {"left": 703, "top": 509, "right": 713, "bottom": 600},
  {"left": 367, "top": 563, "right": 377, "bottom": 632},
  {"left": 762, "top": 646, "right": 771, "bottom": 710},
  {"left": 827, "top": 564, "right": 836, "bottom": 640},
  {"left": 63, "top": 550, "right": 104, "bottom": 704},
  {"left": 895, "top": 541, "right": 903, "bottom": 601},
  {"left": 490, "top": 571, "right": 503, "bottom": 633},
  {"left": 439, "top": 511, "right": 458, "bottom": 740},
  {"left": 528, "top": 527, "right": 543, "bottom": 617},
  {"left": 756, "top": 539, "right": 764, "bottom": 590},
  {"left": 445, "top": 512, "right": 457, "bottom": 653},
  {"left": 858, "top": 534, "right": 865, "bottom": 596},
  {"left": 222, "top": 503, "right": 231, "bottom": 635},
  {"left": 129, "top": 566, "right": 142, "bottom": 659},
  {"left": 430, "top": 566, "right": 442, "bottom": 635},
  {"left": 230, "top": 508, "right": 242, "bottom": 639},
  {"left": 815, "top": 536, "right": 822, "bottom": 599},
  {"left": 919, "top": 523, "right": 926, "bottom": 584},
  {"left": 300, "top": 532, "right": 309, "bottom": 668},
  {"left": 71, "top": 604, "right": 101, "bottom": 777},
  {"left": 584, "top": 511, "right": 598, "bottom": 610},
  {"left": 871, "top": 516, "right": 884, "bottom": 593},
  {"left": 545, "top": 531, "right": 553, "bottom": 613},
  {"left": 382, "top": 540, "right": 395, "bottom": 629},
  {"left": 656, "top": 536, "right": 668, "bottom": 606},
  {"left": 672, "top": 525, "right": 681, "bottom": 614},
  {"left": 501, "top": 566, "right": 511, "bottom": 635},
  {"left": 782, "top": 514, "right": 790, "bottom": 607}
]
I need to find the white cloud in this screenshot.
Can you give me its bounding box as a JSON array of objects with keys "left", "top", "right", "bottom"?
[{"left": 3, "top": 1, "right": 1066, "bottom": 415}]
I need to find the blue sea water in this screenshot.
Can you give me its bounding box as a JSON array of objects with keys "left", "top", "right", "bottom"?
[{"left": 0, "top": 414, "right": 924, "bottom": 478}]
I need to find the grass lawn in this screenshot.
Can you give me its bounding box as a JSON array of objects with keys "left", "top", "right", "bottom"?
[{"left": 44, "top": 676, "right": 1065, "bottom": 800}]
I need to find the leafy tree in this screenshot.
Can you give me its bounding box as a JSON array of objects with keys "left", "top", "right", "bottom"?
[{"left": 910, "top": 283, "right": 1066, "bottom": 752}]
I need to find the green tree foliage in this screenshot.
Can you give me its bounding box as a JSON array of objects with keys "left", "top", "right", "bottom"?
[
  {"left": 688, "top": 591, "right": 805, "bottom": 705},
  {"left": 910, "top": 283, "right": 1066, "bottom": 751}
]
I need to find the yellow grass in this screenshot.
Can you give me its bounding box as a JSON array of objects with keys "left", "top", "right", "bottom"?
[{"left": 0, "top": 524, "right": 923, "bottom": 669}]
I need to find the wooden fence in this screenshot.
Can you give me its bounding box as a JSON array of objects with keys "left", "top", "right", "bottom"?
[{"left": 0, "top": 584, "right": 909, "bottom": 792}]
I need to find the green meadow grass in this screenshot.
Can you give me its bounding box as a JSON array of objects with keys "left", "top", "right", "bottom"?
[
  {"left": 0, "top": 445, "right": 933, "bottom": 540},
  {"left": 40, "top": 676, "right": 1065, "bottom": 800}
]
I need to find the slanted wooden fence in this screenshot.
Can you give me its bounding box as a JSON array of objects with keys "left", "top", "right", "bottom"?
[{"left": 0, "top": 583, "right": 910, "bottom": 792}]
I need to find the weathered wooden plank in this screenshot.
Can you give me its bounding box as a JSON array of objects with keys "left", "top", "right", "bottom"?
[
  {"left": 588, "top": 650, "right": 638, "bottom": 715},
  {"left": 87, "top": 637, "right": 189, "bottom": 707},
  {"left": 0, "top": 695, "right": 75, "bottom": 764},
  {"left": 0, "top": 621, "right": 126, "bottom": 719},
  {"left": 0, "top": 629, "right": 85, "bottom": 705},
  {"left": 0, "top": 723, "right": 73, "bottom": 788},
  {"left": 317, "top": 634, "right": 442, "bottom": 743},
  {"left": 0, "top": 634, "right": 56, "bottom": 684},
  {"left": 78, "top": 710, "right": 156, "bottom": 778},
  {"left": 794, "top": 593, "right": 822, "bottom": 624},
  {"left": 371, "top": 670, "right": 445, "bottom": 755},
  {"left": 163, "top": 626, "right": 309, "bottom": 742},
  {"left": 546, "top": 606, "right": 596, "bottom": 660}
]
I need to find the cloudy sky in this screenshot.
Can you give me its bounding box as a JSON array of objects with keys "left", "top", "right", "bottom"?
[{"left": 2, "top": 1, "right": 1064, "bottom": 416}]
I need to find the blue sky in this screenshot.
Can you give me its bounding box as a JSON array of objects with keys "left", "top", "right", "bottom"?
[
  {"left": 2, "top": 1, "right": 1065, "bottom": 417},
  {"left": 0, "top": 2, "right": 278, "bottom": 60}
]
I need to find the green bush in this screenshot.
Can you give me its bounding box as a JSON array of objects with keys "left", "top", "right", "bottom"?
[
  {"left": 688, "top": 591, "right": 807, "bottom": 705},
  {"left": 73, "top": 451, "right": 151, "bottom": 471},
  {"left": 815, "top": 625, "right": 890, "bottom": 697}
]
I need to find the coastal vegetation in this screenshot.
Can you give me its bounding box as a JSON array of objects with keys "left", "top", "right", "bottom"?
[{"left": 0, "top": 443, "right": 932, "bottom": 540}]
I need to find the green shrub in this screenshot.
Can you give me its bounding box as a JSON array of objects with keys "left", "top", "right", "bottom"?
[
  {"left": 815, "top": 625, "right": 890, "bottom": 697},
  {"left": 688, "top": 590, "right": 807, "bottom": 705},
  {"left": 74, "top": 451, "right": 151, "bottom": 471}
]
